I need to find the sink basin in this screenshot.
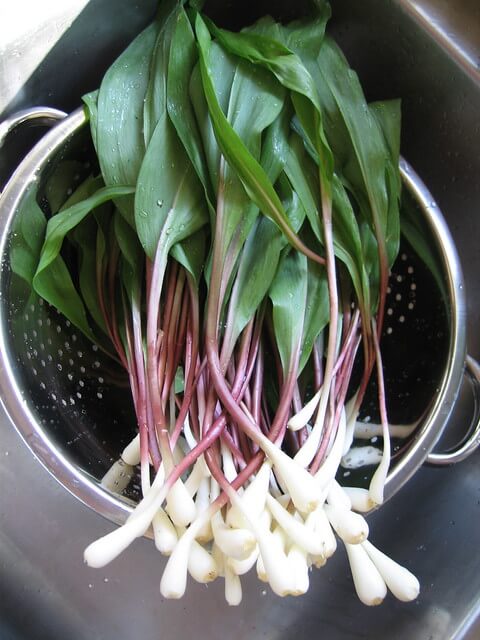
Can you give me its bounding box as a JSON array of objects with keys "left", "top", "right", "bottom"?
[{"left": 0, "top": 1, "right": 479, "bottom": 638}]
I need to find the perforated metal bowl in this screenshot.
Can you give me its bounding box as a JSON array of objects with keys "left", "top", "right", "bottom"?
[{"left": 0, "top": 107, "right": 479, "bottom": 529}]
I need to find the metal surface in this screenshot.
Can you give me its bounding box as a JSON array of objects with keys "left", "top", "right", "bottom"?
[
  {"left": 427, "top": 356, "right": 480, "bottom": 465},
  {"left": 0, "top": 1, "right": 479, "bottom": 639},
  {"left": 0, "top": 107, "right": 66, "bottom": 149}
]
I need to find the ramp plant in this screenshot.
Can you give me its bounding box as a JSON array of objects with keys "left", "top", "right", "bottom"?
[{"left": 28, "top": 0, "right": 419, "bottom": 606}]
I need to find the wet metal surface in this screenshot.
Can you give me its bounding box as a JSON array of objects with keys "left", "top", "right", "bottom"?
[{"left": 0, "top": 1, "right": 479, "bottom": 639}]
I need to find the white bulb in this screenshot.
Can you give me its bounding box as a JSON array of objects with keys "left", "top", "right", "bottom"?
[{"left": 345, "top": 543, "right": 387, "bottom": 606}]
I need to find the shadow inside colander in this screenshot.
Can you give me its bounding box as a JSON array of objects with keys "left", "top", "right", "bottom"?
[
  {"left": 340, "top": 187, "right": 451, "bottom": 487},
  {"left": 4, "top": 124, "right": 142, "bottom": 505},
  {"left": 7, "top": 293, "right": 141, "bottom": 501}
]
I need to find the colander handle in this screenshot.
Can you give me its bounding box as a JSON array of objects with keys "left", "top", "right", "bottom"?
[
  {"left": 427, "top": 355, "right": 480, "bottom": 465},
  {"left": 0, "top": 106, "right": 67, "bottom": 148}
]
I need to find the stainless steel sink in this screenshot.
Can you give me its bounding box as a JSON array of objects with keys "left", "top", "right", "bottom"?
[{"left": 1, "top": 1, "right": 479, "bottom": 638}]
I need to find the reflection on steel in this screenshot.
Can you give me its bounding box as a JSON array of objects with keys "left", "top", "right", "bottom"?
[{"left": 0, "top": 1, "right": 479, "bottom": 639}]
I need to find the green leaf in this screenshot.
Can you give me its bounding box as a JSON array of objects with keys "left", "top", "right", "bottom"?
[
  {"left": 299, "top": 259, "right": 329, "bottom": 373},
  {"left": 144, "top": 0, "right": 182, "bottom": 145},
  {"left": 171, "top": 230, "right": 206, "bottom": 287},
  {"left": 205, "top": 14, "right": 334, "bottom": 195},
  {"left": 189, "top": 44, "right": 236, "bottom": 196},
  {"left": 33, "top": 184, "right": 134, "bottom": 340},
  {"left": 195, "top": 14, "right": 314, "bottom": 260},
  {"left": 313, "top": 37, "right": 393, "bottom": 256},
  {"left": 174, "top": 366, "right": 185, "bottom": 394},
  {"left": 94, "top": 22, "right": 157, "bottom": 223},
  {"left": 35, "top": 184, "right": 133, "bottom": 277},
  {"left": 10, "top": 188, "right": 47, "bottom": 287},
  {"left": 331, "top": 175, "right": 369, "bottom": 308},
  {"left": 269, "top": 250, "right": 308, "bottom": 377},
  {"left": 71, "top": 212, "right": 109, "bottom": 335},
  {"left": 227, "top": 217, "right": 283, "bottom": 351},
  {"left": 400, "top": 190, "right": 447, "bottom": 303},
  {"left": 167, "top": 7, "right": 211, "bottom": 198},
  {"left": 114, "top": 208, "right": 144, "bottom": 304},
  {"left": 370, "top": 99, "right": 402, "bottom": 265},
  {"left": 383, "top": 160, "right": 401, "bottom": 269},
  {"left": 260, "top": 102, "right": 292, "bottom": 185},
  {"left": 284, "top": 134, "right": 369, "bottom": 310},
  {"left": 82, "top": 90, "right": 99, "bottom": 151},
  {"left": 69, "top": 180, "right": 113, "bottom": 338},
  {"left": 272, "top": 3, "right": 331, "bottom": 59},
  {"left": 276, "top": 174, "right": 307, "bottom": 239},
  {"left": 35, "top": 255, "right": 95, "bottom": 341},
  {"left": 284, "top": 132, "right": 323, "bottom": 242},
  {"left": 192, "top": 32, "right": 286, "bottom": 258},
  {"left": 192, "top": 30, "right": 288, "bottom": 301},
  {"left": 44, "top": 161, "right": 86, "bottom": 214},
  {"left": 114, "top": 207, "right": 142, "bottom": 274},
  {"left": 370, "top": 100, "right": 402, "bottom": 193},
  {"left": 223, "top": 174, "right": 307, "bottom": 357},
  {"left": 360, "top": 220, "right": 380, "bottom": 307},
  {"left": 220, "top": 55, "right": 286, "bottom": 257},
  {"left": 134, "top": 111, "right": 208, "bottom": 259},
  {"left": 205, "top": 17, "right": 320, "bottom": 113}
]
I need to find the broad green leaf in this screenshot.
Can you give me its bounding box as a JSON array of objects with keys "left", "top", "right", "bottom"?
[
  {"left": 114, "top": 208, "right": 144, "bottom": 304},
  {"left": 276, "top": 174, "right": 307, "bottom": 240},
  {"left": 36, "top": 256, "right": 96, "bottom": 341},
  {"left": 33, "top": 184, "right": 134, "bottom": 340},
  {"left": 384, "top": 161, "right": 401, "bottom": 269},
  {"left": 144, "top": 0, "right": 181, "bottom": 144},
  {"left": 269, "top": 250, "right": 308, "bottom": 378},
  {"left": 273, "top": 2, "right": 331, "bottom": 59},
  {"left": 82, "top": 90, "right": 99, "bottom": 151},
  {"left": 10, "top": 188, "right": 46, "bottom": 287},
  {"left": 205, "top": 17, "right": 320, "bottom": 114},
  {"left": 400, "top": 190, "right": 447, "bottom": 302},
  {"left": 260, "top": 102, "right": 292, "bottom": 185},
  {"left": 285, "top": 135, "right": 369, "bottom": 310},
  {"left": 226, "top": 217, "right": 283, "bottom": 354},
  {"left": 71, "top": 213, "right": 108, "bottom": 335},
  {"left": 313, "top": 37, "right": 392, "bottom": 260},
  {"left": 243, "top": 16, "right": 278, "bottom": 38},
  {"left": 94, "top": 22, "right": 157, "bottom": 223},
  {"left": 223, "top": 174, "right": 307, "bottom": 357},
  {"left": 370, "top": 100, "right": 402, "bottom": 194},
  {"left": 195, "top": 14, "right": 315, "bottom": 261},
  {"left": 69, "top": 177, "right": 112, "bottom": 336},
  {"left": 284, "top": 132, "right": 323, "bottom": 242},
  {"left": 189, "top": 45, "right": 236, "bottom": 196},
  {"left": 35, "top": 184, "right": 133, "bottom": 277},
  {"left": 193, "top": 30, "right": 287, "bottom": 296},
  {"left": 299, "top": 259, "right": 329, "bottom": 373},
  {"left": 62, "top": 174, "right": 103, "bottom": 208},
  {"left": 219, "top": 54, "right": 285, "bottom": 258},
  {"left": 370, "top": 99, "right": 402, "bottom": 265},
  {"left": 331, "top": 175, "right": 368, "bottom": 307},
  {"left": 114, "top": 207, "right": 143, "bottom": 273},
  {"left": 134, "top": 111, "right": 208, "bottom": 259},
  {"left": 44, "top": 161, "right": 86, "bottom": 214},
  {"left": 360, "top": 220, "right": 380, "bottom": 308},
  {"left": 204, "top": 14, "right": 334, "bottom": 190},
  {"left": 192, "top": 33, "right": 285, "bottom": 241},
  {"left": 171, "top": 230, "right": 206, "bottom": 287},
  {"left": 167, "top": 7, "right": 211, "bottom": 199}
]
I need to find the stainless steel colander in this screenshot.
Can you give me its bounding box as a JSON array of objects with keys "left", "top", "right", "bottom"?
[{"left": 0, "top": 106, "right": 479, "bottom": 530}]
